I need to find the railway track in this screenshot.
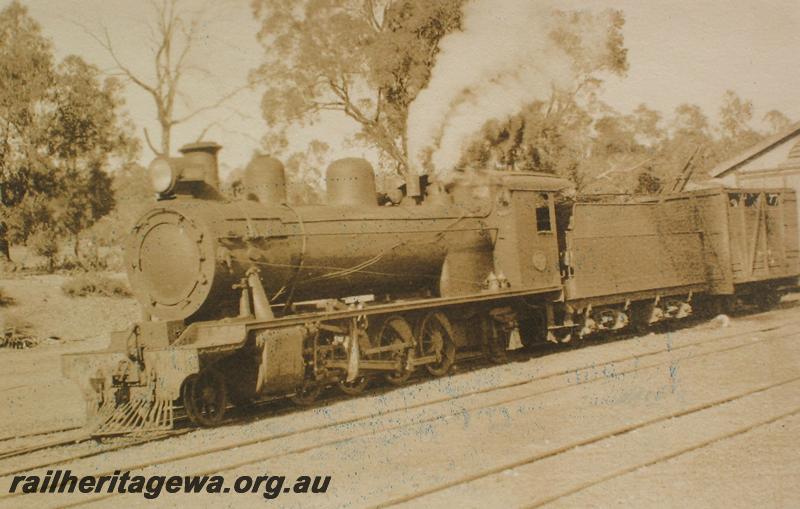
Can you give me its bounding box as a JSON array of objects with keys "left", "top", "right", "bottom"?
[
  {"left": 0, "top": 425, "right": 85, "bottom": 461},
  {"left": 0, "top": 431, "right": 90, "bottom": 462},
  {"left": 3, "top": 313, "right": 796, "bottom": 508},
  {"left": 0, "top": 311, "right": 706, "bottom": 474},
  {"left": 379, "top": 378, "right": 800, "bottom": 508},
  {"left": 0, "top": 430, "right": 193, "bottom": 478},
  {"left": 527, "top": 404, "right": 800, "bottom": 508},
  {"left": 0, "top": 337, "right": 500, "bottom": 475},
  {"left": 0, "top": 425, "right": 81, "bottom": 445}
]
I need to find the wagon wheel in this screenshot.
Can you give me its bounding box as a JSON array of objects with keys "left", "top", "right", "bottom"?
[
  {"left": 416, "top": 311, "right": 456, "bottom": 377},
  {"left": 290, "top": 379, "right": 322, "bottom": 406},
  {"left": 518, "top": 309, "right": 546, "bottom": 349},
  {"left": 182, "top": 368, "right": 227, "bottom": 427},
  {"left": 487, "top": 326, "right": 509, "bottom": 364},
  {"left": 373, "top": 315, "right": 414, "bottom": 385},
  {"left": 628, "top": 301, "right": 653, "bottom": 333},
  {"left": 337, "top": 376, "right": 370, "bottom": 396}
]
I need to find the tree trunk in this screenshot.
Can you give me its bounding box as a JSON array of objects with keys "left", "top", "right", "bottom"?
[
  {"left": 0, "top": 224, "right": 10, "bottom": 263},
  {"left": 161, "top": 122, "right": 171, "bottom": 156},
  {"left": 0, "top": 241, "right": 10, "bottom": 263},
  {"left": 73, "top": 232, "right": 81, "bottom": 265}
]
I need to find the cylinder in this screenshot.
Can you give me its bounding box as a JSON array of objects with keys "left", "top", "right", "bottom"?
[
  {"left": 179, "top": 142, "right": 222, "bottom": 190},
  {"left": 326, "top": 158, "right": 378, "bottom": 207},
  {"left": 243, "top": 155, "right": 287, "bottom": 204}
]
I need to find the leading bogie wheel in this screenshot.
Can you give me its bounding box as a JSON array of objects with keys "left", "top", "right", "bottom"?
[
  {"left": 182, "top": 368, "right": 228, "bottom": 427},
  {"left": 416, "top": 311, "right": 456, "bottom": 377}
]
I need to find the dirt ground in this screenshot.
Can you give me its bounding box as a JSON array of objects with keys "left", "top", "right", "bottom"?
[
  {"left": 0, "top": 273, "right": 139, "bottom": 434},
  {"left": 0, "top": 273, "right": 798, "bottom": 508}
]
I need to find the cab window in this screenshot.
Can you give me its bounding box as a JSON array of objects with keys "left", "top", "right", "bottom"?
[{"left": 536, "top": 193, "right": 552, "bottom": 232}]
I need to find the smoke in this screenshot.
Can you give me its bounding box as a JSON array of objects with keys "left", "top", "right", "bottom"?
[{"left": 407, "top": 0, "right": 575, "bottom": 176}]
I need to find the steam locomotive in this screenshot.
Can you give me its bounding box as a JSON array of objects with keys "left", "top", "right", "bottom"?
[{"left": 62, "top": 142, "right": 800, "bottom": 435}]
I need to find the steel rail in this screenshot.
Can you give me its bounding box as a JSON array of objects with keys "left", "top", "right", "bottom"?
[{"left": 25, "top": 317, "right": 794, "bottom": 508}]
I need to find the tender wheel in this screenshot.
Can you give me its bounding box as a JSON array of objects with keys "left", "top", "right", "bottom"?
[
  {"left": 416, "top": 311, "right": 456, "bottom": 377},
  {"left": 519, "top": 309, "right": 546, "bottom": 348},
  {"left": 290, "top": 379, "right": 322, "bottom": 406},
  {"left": 337, "top": 377, "right": 369, "bottom": 396},
  {"left": 373, "top": 315, "right": 414, "bottom": 385},
  {"left": 182, "top": 368, "right": 227, "bottom": 427}
]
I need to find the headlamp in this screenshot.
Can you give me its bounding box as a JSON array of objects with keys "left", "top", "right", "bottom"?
[{"left": 149, "top": 157, "right": 178, "bottom": 195}]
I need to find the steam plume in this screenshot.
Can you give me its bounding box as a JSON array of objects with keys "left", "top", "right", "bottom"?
[{"left": 407, "top": 0, "right": 573, "bottom": 176}]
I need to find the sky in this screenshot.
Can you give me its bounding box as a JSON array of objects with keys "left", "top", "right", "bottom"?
[{"left": 14, "top": 0, "right": 800, "bottom": 175}]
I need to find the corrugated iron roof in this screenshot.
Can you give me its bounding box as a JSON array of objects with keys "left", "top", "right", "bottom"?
[
  {"left": 709, "top": 120, "right": 800, "bottom": 178},
  {"left": 775, "top": 137, "right": 800, "bottom": 171},
  {"left": 786, "top": 137, "right": 800, "bottom": 160}
]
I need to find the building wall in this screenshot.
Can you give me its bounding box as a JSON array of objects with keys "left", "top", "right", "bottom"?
[
  {"left": 733, "top": 168, "right": 800, "bottom": 235},
  {"left": 715, "top": 135, "right": 800, "bottom": 184},
  {"left": 713, "top": 136, "right": 800, "bottom": 250}
]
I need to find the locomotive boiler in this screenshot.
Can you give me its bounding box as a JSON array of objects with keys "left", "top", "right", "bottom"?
[
  {"left": 132, "top": 150, "right": 478, "bottom": 322},
  {"left": 63, "top": 142, "right": 570, "bottom": 433},
  {"left": 62, "top": 140, "right": 800, "bottom": 436}
]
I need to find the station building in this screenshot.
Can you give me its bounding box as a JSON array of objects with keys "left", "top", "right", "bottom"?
[{"left": 710, "top": 122, "right": 800, "bottom": 222}]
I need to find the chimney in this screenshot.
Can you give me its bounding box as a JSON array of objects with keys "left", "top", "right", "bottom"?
[{"left": 179, "top": 141, "right": 222, "bottom": 190}]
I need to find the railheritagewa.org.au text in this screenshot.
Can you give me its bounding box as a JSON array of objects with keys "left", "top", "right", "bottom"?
[{"left": 8, "top": 469, "right": 331, "bottom": 500}]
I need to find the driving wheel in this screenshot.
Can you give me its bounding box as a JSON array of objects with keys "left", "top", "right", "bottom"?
[{"left": 416, "top": 311, "right": 456, "bottom": 376}]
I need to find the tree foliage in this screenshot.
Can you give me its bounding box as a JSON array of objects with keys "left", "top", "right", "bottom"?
[
  {"left": 252, "top": 0, "right": 465, "bottom": 174},
  {"left": 223, "top": 140, "right": 330, "bottom": 205},
  {"left": 462, "top": 86, "right": 789, "bottom": 194},
  {"left": 252, "top": 2, "right": 790, "bottom": 194},
  {"left": 49, "top": 57, "right": 137, "bottom": 255},
  {"left": 763, "top": 109, "right": 791, "bottom": 135},
  {"left": 86, "top": 162, "right": 153, "bottom": 251},
  {"left": 284, "top": 140, "right": 330, "bottom": 204},
  {"left": 0, "top": 1, "right": 137, "bottom": 265},
  {"left": 0, "top": 0, "right": 55, "bottom": 210},
  {"left": 454, "top": 8, "right": 629, "bottom": 188}
]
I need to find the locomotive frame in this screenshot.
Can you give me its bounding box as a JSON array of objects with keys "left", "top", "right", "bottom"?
[{"left": 61, "top": 141, "right": 800, "bottom": 435}]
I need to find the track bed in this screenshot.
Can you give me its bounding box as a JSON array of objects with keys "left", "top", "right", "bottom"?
[{"left": 2, "top": 298, "right": 799, "bottom": 508}]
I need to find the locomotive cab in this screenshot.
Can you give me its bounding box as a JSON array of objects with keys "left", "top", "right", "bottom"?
[
  {"left": 438, "top": 171, "right": 570, "bottom": 296},
  {"left": 483, "top": 172, "right": 571, "bottom": 293}
]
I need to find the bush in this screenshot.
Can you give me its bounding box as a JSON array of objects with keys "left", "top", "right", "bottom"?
[
  {"left": 1, "top": 312, "right": 36, "bottom": 349},
  {"left": 28, "top": 230, "right": 60, "bottom": 273},
  {"left": 74, "top": 242, "right": 125, "bottom": 272},
  {"left": 61, "top": 273, "right": 132, "bottom": 298},
  {"left": 0, "top": 287, "right": 11, "bottom": 306}
]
